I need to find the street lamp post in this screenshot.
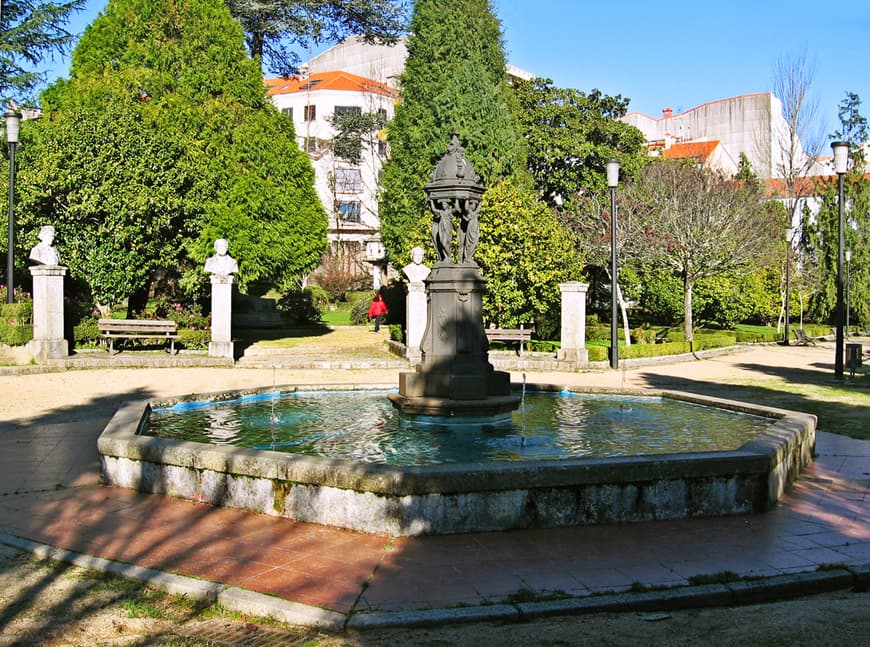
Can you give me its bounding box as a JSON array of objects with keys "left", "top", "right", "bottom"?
[
  {"left": 4, "top": 108, "right": 20, "bottom": 305},
  {"left": 831, "top": 141, "right": 849, "bottom": 379},
  {"left": 606, "top": 158, "right": 620, "bottom": 370},
  {"left": 845, "top": 249, "right": 851, "bottom": 338},
  {"left": 784, "top": 227, "right": 794, "bottom": 345}
]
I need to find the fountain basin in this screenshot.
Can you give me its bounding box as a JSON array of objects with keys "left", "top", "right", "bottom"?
[{"left": 98, "top": 384, "right": 816, "bottom": 536}]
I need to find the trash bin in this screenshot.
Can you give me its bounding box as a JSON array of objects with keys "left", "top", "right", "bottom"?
[{"left": 846, "top": 343, "right": 863, "bottom": 368}]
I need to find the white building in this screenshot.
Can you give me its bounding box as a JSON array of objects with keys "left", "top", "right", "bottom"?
[
  {"left": 267, "top": 70, "right": 398, "bottom": 289},
  {"left": 620, "top": 93, "right": 810, "bottom": 179},
  {"left": 267, "top": 38, "right": 532, "bottom": 289}
]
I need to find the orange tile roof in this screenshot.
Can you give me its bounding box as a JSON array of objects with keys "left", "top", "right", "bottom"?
[
  {"left": 662, "top": 140, "right": 720, "bottom": 162},
  {"left": 763, "top": 172, "right": 870, "bottom": 197},
  {"left": 265, "top": 71, "right": 398, "bottom": 99}
]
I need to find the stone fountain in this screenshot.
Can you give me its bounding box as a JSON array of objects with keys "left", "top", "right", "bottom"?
[{"left": 387, "top": 135, "right": 520, "bottom": 418}]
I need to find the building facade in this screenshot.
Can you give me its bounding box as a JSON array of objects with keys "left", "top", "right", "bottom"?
[
  {"left": 267, "top": 71, "right": 398, "bottom": 289},
  {"left": 620, "top": 93, "right": 814, "bottom": 179}
]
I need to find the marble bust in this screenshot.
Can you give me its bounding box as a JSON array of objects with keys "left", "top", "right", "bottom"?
[
  {"left": 29, "top": 225, "right": 60, "bottom": 266},
  {"left": 204, "top": 238, "right": 238, "bottom": 276},
  {"left": 403, "top": 246, "right": 431, "bottom": 283}
]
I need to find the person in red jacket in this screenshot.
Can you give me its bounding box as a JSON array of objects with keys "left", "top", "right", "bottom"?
[{"left": 367, "top": 292, "right": 388, "bottom": 332}]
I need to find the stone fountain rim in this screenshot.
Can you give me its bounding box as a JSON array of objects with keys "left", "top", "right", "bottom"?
[{"left": 97, "top": 382, "right": 816, "bottom": 497}]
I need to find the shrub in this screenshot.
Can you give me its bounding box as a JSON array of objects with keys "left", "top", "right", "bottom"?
[
  {"left": 587, "top": 345, "right": 608, "bottom": 361},
  {"left": 0, "top": 323, "right": 33, "bottom": 346},
  {"left": 74, "top": 317, "right": 101, "bottom": 345},
  {"left": 528, "top": 340, "right": 560, "bottom": 353},
  {"left": 388, "top": 324, "right": 403, "bottom": 342},
  {"left": 350, "top": 294, "right": 373, "bottom": 325},
  {"left": 177, "top": 328, "right": 210, "bottom": 349},
  {"left": 735, "top": 329, "right": 779, "bottom": 343},
  {"left": 0, "top": 302, "right": 33, "bottom": 346},
  {"left": 631, "top": 326, "right": 657, "bottom": 344},
  {"left": 276, "top": 288, "right": 324, "bottom": 325}
]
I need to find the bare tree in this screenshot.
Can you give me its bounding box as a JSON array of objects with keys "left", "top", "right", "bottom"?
[
  {"left": 622, "top": 160, "right": 779, "bottom": 342},
  {"left": 768, "top": 49, "right": 828, "bottom": 227}
]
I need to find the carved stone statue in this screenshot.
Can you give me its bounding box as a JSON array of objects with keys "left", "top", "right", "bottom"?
[
  {"left": 29, "top": 225, "right": 60, "bottom": 266},
  {"left": 403, "top": 246, "right": 431, "bottom": 283},
  {"left": 204, "top": 238, "right": 238, "bottom": 276}
]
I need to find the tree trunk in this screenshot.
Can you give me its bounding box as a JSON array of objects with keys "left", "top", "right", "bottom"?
[
  {"left": 683, "top": 274, "right": 694, "bottom": 343},
  {"left": 616, "top": 283, "right": 631, "bottom": 348}
]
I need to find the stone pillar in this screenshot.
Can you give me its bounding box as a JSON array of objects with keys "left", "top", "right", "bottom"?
[
  {"left": 28, "top": 265, "right": 68, "bottom": 360},
  {"left": 209, "top": 274, "right": 234, "bottom": 359},
  {"left": 405, "top": 281, "right": 427, "bottom": 364},
  {"left": 558, "top": 281, "right": 589, "bottom": 364}
]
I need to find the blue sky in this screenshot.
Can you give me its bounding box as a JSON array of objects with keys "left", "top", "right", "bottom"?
[{"left": 49, "top": 0, "right": 870, "bottom": 133}]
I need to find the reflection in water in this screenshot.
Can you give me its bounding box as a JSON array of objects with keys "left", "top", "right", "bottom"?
[{"left": 145, "top": 391, "right": 772, "bottom": 467}]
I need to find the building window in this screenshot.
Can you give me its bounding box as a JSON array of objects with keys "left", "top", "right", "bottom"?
[
  {"left": 377, "top": 108, "right": 387, "bottom": 121},
  {"left": 304, "top": 104, "right": 316, "bottom": 121},
  {"left": 304, "top": 137, "right": 318, "bottom": 153},
  {"left": 335, "top": 168, "right": 363, "bottom": 193},
  {"left": 281, "top": 107, "right": 293, "bottom": 118},
  {"left": 336, "top": 201, "right": 361, "bottom": 222},
  {"left": 377, "top": 140, "right": 388, "bottom": 157},
  {"left": 334, "top": 105, "right": 362, "bottom": 116}
]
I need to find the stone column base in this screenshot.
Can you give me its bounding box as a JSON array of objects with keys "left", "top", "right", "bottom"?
[
  {"left": 209, "top": 340, "right": 234, "bottom": 360},
  {"left": 557, "top": 347, "right": 589, "bottom": 364},
  {"left": 28, "top": 338, "right": 68, "bottom": 361}
]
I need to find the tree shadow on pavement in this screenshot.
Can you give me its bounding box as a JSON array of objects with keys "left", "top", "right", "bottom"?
[
  {"left": 0, "top": 386, "right": 359, "bottom": 643},
  {"left": 636, "top": 363, "right": 870, "bottom": 439}
]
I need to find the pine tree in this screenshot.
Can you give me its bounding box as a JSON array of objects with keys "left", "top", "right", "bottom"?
[{"left": 378, "top": 0, "right": 526, "bottom": 263}]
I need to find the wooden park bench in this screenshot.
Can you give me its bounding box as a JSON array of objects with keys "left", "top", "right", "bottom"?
[
  {"left": 485, "top": 324, "right": 534, "bottom": 356},
  {"left": 792, "top": 328, "right": 816, "bottom": 346},
  {"left": 98, "top": 318, "right": 178, "bottom": 355}
]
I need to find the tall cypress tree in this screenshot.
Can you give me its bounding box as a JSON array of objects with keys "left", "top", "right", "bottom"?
[
  {"left": 378, "top": 0, "right": 526, "bottom": 264},
  {"left": 13, "top": 0, "right": 327, "bottom": 307}
]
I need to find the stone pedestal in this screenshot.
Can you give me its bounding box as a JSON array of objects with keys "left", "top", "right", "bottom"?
[
  {"left": 405, "top": 281, "right": 427, "bottom": 364},
  {"left": 28, "top": 265, "right": 68, "bottom": 360},
  {"left": 557, "top": 281, "right": 589, "bottom": 364},
  {"left": 390, "top": 264, "right": 518, "bottom": 417},
  {"left": 209, "top": 274, "right": 234, "bottom": 359}
]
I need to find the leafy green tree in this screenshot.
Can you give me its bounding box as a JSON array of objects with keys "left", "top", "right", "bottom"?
[
  {"left": 329, "top": 108, "right": 386, "bottom": 163},
  {"left": 477, "top": 179, "right": 582, "bottom": 334},
  {"left": 831, "top": 91, "right": 868, "bottom": 167},
  {"left": 0, "top": 0, "right": 85, "bottom": 103},
  {"left": 227, "top": 0, "right": 407, "bottom": 75},
  {"left": 378, "top": 0, "right": 527, "bottom": 263},
  {"left": 736, "top": 152, "right": 762, "bottom": 191},
  {"left": 11, "top": 0, "right": 326, "bottom": 308},
  {"left": 512, "top": 77, "right": 646, "bottom": 210},
  {"left": 803, "top": 92, "right": 869, "bottom": 328},
  {"left": 620, "top": 159, "right": 778, "bottom": 342}
]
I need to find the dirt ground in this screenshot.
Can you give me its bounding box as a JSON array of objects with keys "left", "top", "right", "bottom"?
[{"left": 0, "top": 544, "right": 867, "bottom": 647}]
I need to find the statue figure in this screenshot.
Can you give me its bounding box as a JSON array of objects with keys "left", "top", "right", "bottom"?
[
  {"left": 403, "top": 246, "right": 431, "bottom": 283},
  {"left": 429, "top": 198, "right": 454, "bottom": 263},
  {"left": 204, "top": 238, "right": 238, "bottom": 276},
  {"left": 425, "top": 134, "right": 485, "bottom": 266},
  {"left": 29, "top": 225, "right": 60, "bottom": 265},
  {"left": 457, "top": 197, "right": 481, "bottom": 264}
]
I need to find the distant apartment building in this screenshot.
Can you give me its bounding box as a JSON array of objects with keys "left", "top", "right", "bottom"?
[
  {"left": 620, "top": 93, "right": 823, "bottom": 179},
  {"left": 266, "top": 70, "right": 398, "bottom": 289}
]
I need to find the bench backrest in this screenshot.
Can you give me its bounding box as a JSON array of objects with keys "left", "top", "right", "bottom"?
[{"left": 98, "top": 319, "right": 178, "bottom": 333}]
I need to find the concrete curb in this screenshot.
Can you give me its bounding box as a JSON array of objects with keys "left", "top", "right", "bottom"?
[{"left": 1, "top": 538, "right": 866, "bottom": 633}]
